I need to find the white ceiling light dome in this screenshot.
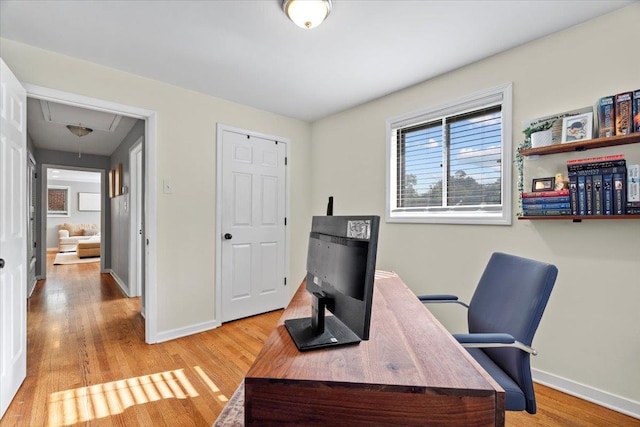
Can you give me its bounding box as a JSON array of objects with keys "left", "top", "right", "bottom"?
[{"left": 283, "top": 0, "right": 332, "bottom": 29}]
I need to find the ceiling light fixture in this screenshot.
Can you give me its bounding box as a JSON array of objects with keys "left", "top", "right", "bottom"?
[
  {"left": 66, "top": 124, "right": 93, "bottom": 138},
  {"left": 66, "top": 124, "right": 93, "bottom": 158},
  {"left": 283, "top": 0, "right": 332, "bottom": 29}
]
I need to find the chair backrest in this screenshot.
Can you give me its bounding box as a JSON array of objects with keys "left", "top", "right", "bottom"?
[{"left": 468, "top": 252, "right": 558, "bottom": 413}]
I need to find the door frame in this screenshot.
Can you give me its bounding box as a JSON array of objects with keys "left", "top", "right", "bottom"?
[
  {"left": 24, "top": 84, "right": 160, "bottom": 344},
  {"left": 41, "top": 164, "right": 106, "bottom": 272},
  {"left": 215, "top": 124, "right": 291, "bottom": 324}
]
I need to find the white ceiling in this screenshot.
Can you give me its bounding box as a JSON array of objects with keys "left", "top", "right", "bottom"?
[
  {"left": 48, "top": 168, "right": 101, "bottom": 183},
  {"left": 1, "top": 0, "right": 635, "bottom": 125},
  {"left": 26, "top": 98, "right": 139, "bottom": 156}
]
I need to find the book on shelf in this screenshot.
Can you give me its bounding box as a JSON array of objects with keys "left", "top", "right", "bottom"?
[
  {"left": 613, "top": 172, "right": 626, "bottom": 215},
  {"left": 585, "top": 175, "right": 593, "bottom": 215},
  {"left": 596, "top": 95, "right": 616, "bottom": 138},
  {"left": 627, "top": 201, "right": 640, "bottom": 215},
  {"left": 634, "top": 90, "right": 640, "bottom": 133},
  {"left": 522, "top": 202, "right": 570, "bottom": 210},
  {"left": 521, "top": 209, "right": 571, "bottom": 216},
  {"left": 569, "top": 175, "right": 578, "bottom": 215},
  {"left": 627, "top": 164, "right": 639, "bottom": 203},
  {"left": 521, "top": 189, "right": 569, "bottom": 198},
  {"left": 577, "top": 175, "right": 586, "bottom": 216},
  {"left": 603, "top": 174, "right": 613, "bottom": 215},
  {"left": 566, "top": 154, "right": 624, "bottom": 166},
  {"left": 592, "top": 174, "right": 603, "bottom": 215},
  {"left": 521, "top": 196, "right": 570, "bottom": 204},
  {"left": 615, "top": 92, "right": 633, "bottom": 135}
]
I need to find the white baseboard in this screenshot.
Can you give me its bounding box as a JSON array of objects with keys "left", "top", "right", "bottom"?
[
  {"left": 109, "top": 271, "right": 130, "bottom": 297},
  {"left": 155, "top": 319, "right": 221, "bottom": 343},
  {"left": 533, "top": 369, "right": 640, "bottom": 419}
]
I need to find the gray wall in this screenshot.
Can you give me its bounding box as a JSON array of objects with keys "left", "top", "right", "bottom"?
[
  {"left": 46, "top": 178, "right": 101, "bottom": 249},
  {"left": 109, "top": 120, "right": 145, "bottom": 293}
]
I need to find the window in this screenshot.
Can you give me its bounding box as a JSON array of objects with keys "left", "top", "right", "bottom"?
[{"left": 386, "top": 83, "right": 512, "bottom": 225}]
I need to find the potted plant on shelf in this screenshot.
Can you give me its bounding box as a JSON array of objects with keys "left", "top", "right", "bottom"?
[{"left": 523, "top": 120, "right": 555, "bottom": 148}]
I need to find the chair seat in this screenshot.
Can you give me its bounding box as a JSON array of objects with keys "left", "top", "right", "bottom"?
[{"left": 466, "top": 347, "right": 526, "bottom": 411}]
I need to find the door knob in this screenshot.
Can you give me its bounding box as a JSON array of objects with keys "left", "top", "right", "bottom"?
[
  {"left": 0, "top": 258, "right": 4, "bottom": 269},
  {"left": 224, "top": 233, "right": 233, "bottom": 240}
]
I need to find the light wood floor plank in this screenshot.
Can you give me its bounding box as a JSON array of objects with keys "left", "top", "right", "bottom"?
[{"left": 1, "top": 254, "right": 637, "bottom": 426}]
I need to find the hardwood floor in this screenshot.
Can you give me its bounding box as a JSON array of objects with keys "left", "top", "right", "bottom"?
[{"left": 1, "top": 254, "right": 638, "bottom": 426}]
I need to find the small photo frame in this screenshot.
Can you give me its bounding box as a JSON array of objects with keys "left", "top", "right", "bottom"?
[
  {"left": 561, "top": 112, "right": 593, "bottom": 143},
  {"left": 532, "top": 177, "right": 555, "bottom": 192}
]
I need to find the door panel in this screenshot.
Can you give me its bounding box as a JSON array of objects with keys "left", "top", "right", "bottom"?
[
  {"left": 221, "top": 130, "right": 286, "bottom": 322},
  {"left": 0, "top": 58, "right": 27, "bottom": 419}
]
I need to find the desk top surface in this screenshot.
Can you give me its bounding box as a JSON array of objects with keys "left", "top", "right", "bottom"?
[{"left": 245, "top": 271, "right": 502, "bottom": 395}]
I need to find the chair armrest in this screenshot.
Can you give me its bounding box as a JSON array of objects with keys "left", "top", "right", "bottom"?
[
  {"left": 58, "top": 229, "right": 70, "bottom": 238},
  {"left": 453, "top": 333, "right": 537, "bottom": 355},
  {"left": 418, "top": 294, "right": 469, "bottom": 308}
]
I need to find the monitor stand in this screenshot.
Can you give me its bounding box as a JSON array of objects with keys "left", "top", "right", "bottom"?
[{"left": 284, "top": 292, "right": 361, "bottom": 351}]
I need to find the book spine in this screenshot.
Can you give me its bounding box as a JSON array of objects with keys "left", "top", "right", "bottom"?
[
  {"left": 568, "top": 165, "right": 626, "bottom": 177},
  {"left": 521, "top": 196, "right": 571, "bottom": 204},
  {"left": 615, "top": 92, "right": 633, "bottom": 135},
  {"left": 569, "top": 175, "right": 578, "bottom": 215},
  {"left": 633, "top": 90, "right": 640, "bottom": 133},
  {"left": 603, "top": 174, "right": 613, "bottom": 215},
  {"left": 585, "top": 175, "right": 593, "bottom": 215},
  {"left": 597, "top": 95, "right": 616, "bottom": 137},
  {"left": 567, "top": 160, "right": 626, "bottom": 173},
  {"left": 592, "top": 174, "right": 603, "bottom": 215},
  {"left": 613, "top": 172, "right": 626, "bottom": 215},
  {"left": 627, "top": 164, "right": 639, "bottom": 203},
  {"left": 521, "top": 209, "right": 572, "bottom": 216},
  {"left": 566, "top": 154, "right": 625, "bottom": 166},
  {"left": 522, "top": 203, "right": 570, "bottom": 210},
  {"left": 578, "top": 175, "right": 586, "bottom": 216},
  {"left": 521, "top": 189, "right": 569, "bottom": 198}
]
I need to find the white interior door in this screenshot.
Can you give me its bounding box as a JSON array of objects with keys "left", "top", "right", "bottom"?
[
  {"left": 129, "top": 139, "right": 143, "bottom": 301},
  {"left": 0, "top": 58, "right": 28, "bottom": 419},
  {"left": 220, "top": 129, "right": 287, "bottom": 322}
]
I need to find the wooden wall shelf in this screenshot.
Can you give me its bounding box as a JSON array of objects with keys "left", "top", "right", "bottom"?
[{"left": 519, "top": 133, "right": 640, "bottom": 157}]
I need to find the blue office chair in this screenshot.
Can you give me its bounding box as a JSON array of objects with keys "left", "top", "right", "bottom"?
[{"left": 418, "top": 252, "right": 557, "bottom": 414}]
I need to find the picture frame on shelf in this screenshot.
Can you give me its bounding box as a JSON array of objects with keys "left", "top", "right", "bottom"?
[
  {"left": 532, "top": 177, "right": 555, "bottom": 192},
  {"left": 561, "top": 112, "right": 593, "bottom": 143}
]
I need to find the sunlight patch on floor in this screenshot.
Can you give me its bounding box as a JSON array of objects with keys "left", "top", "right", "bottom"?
[
  {"left": 47, "top": 368, "right": 199, "bottom": 427},
  {"left": 194, "top": 365, "right": 229, "bottom": 402}
]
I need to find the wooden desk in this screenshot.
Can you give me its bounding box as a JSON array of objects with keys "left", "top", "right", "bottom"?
[{"left": 244, "top": 271, "right": 505, "bottom": 426}]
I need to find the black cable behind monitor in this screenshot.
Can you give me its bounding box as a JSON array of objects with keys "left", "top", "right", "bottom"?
[{"left": 327, "top": 196, "right": 333, "bottom": 216}]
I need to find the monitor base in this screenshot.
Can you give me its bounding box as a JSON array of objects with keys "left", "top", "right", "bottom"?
[{"left": 284, "top": 316, "right": 361, "bottom": 351}]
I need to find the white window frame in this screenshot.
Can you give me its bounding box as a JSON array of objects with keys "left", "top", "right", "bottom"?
[{"left": 386, "top": 83, "right": 513, "bottom": 225}]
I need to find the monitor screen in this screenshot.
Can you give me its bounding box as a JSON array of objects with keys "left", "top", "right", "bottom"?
[{"left": 284, "top": 215, "right": 380, "bottom": 351}]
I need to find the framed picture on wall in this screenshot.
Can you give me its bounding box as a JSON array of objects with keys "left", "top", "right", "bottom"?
[
  {"left": 109, "top": 170, "right": 115, "bottom": 198},
  {"left": 114, "top": 163, "right": 123, "bottom": 196},
  {"left": 78, "top": 192, "right": 100, "bottom": 211},
  {"left": 48, "top": 185, "right": 70, "bottom": 216}
]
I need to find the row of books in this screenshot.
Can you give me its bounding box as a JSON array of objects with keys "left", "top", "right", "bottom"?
[
  {"left": 567, "top": 155, "right": 639, "bottom": 216},
  {"left": 521, "top": 189, "right": 570, "bottom": 216},
  {"left": 521, "top": 155, "right": 640, "bottom": 216},
  {"left": 596, "top": 90, "right": 640, "bottom": 137}
]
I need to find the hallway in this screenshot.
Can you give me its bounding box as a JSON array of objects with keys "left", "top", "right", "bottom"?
[{"left": 2, "top": 254, "right": 279, "bottom": 426}]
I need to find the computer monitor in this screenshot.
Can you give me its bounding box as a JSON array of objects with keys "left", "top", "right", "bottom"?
[{"left": 284, "top": 215, "right": 380, "bottom": 351}]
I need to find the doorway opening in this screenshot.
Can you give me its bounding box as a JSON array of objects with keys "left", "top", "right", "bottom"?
[{"left": 25, "top": 84, "right": 159, "bottom": 344}]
